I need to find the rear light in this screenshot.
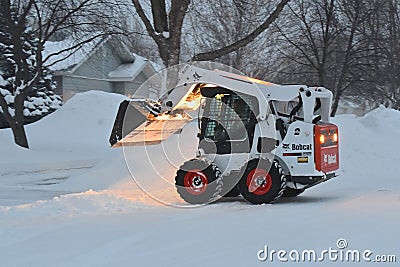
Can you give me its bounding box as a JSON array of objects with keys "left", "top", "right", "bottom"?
[
  {"left": 319, "top": 134, "right": 325, "bottom": 144},
  {"left": 318, "top": 130, "right": 337, "bottom": 147},
  {"left": 333, "top": 133, "right": 338, "bottom": 142}
]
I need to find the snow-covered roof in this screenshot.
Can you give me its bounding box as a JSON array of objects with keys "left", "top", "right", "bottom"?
[
  {"left": 150, "top": 61, "right": 163, "bottom": 72},
  {"left": 43, "top": 37, "right": 101, "bottom": 72},
  {"left": 43, "top": 36, "right": 135, "bottom": 73},
  {"left": 42, "top": 36, "right": 161, "bottom": 84},
  {"left": 108, "top": 53, "right": 157, "bottom": 81}
]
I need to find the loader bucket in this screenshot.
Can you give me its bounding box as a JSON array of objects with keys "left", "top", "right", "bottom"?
[{"left": 109, "top": 100, "right": 192, "bottom": 147}]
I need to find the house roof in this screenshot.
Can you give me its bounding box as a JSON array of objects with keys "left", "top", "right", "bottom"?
[
  {"left": 43, "top": 36, "right": 135, "bottom": 73},
  {"left": 43, "top": 36, "right": 162, "bottom": 85},
  {"left": 108, "top": 53, "right": 158, "bottom": 82}
]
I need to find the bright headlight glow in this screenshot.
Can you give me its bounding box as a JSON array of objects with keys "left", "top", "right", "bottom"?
[
  {"left": 319, "top": 134, "right": 325, "bottom": 144},
  {"left": 333, "top": 133, "right": 338, "bottom": 142}
]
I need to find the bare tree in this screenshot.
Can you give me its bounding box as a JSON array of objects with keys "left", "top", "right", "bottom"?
[
  {"left": 383, "top": 0, "right": 400, "bottom": 109},
  {"left": 184, "top": 0, "right": 281, "bottom": 77},
  {"left": 272, "top": 0, "right": 380, "bottom": 116},
  {"left": 367, "top": 0, "right": 400, "bottom": 109},
  {"left": 131, "top": 0, "right": 290, "bottom": 67},
  {"left": 0, "top": 0, "right": 124, "bottom": 148}
]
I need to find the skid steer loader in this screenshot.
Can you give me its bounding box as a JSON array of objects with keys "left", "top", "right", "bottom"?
[{"left": 109, "top": 65, "right": 339, "bottom": 204}]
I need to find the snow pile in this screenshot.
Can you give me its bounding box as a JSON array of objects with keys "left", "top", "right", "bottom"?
[
  {"left": 329, "top": 107, "right": 400, "bottom": 196},
  {"left": 0, "top": 190, "right": 152, "bottom": 220},
  {"left": 359, "top": 105, "right": 400, "bottom": 134},
  {"left": 0, "top": 90, "right": 127, "bottom": 166},
  {"left": 0, "top": 91, "right": 129, "bottom": 205},
  {"left": 28, "top": 90, "right": 128, "bottom": 150}
]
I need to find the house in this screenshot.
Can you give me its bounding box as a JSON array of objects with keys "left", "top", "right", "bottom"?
[{"left": 43, "top": 37, "right": 162, "bottom": 101}]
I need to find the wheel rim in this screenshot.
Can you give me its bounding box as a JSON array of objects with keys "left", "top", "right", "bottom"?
[
  {"left": 246, "top": 168, "right": 272, "bottom": 195},
  {"left": 183, "top": 169, "right": 208, "bottom": 195}
]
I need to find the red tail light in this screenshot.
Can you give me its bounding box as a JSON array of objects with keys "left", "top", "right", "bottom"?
[{"left": 319, "top": 134, "right": 325, "bottom": 144}]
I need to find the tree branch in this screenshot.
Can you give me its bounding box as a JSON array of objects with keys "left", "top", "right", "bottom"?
[
  {"left": 151, "top": 0, "right": 168, "bottom": 33},
  {"left": 131, "top": 0, "right": 163, "bottom": 46},
  {"left": 192, "top": 0, "right": 290, "bottom": 61}
]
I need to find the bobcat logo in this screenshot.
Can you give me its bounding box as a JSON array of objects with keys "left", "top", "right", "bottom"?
[
  {"left": 282, "top": 143, "right": 290, "bottom": 149},
  {"left": 193, "top": 71, "right": 202, "bottom": 81},
  {"left": 324, "top": 153, "right": 337, "bottom": 164},
  {"left": 292, "top": 144, "right": 312, "bottom": 150}
]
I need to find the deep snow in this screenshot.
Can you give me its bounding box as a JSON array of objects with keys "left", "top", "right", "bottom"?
[{"left": 0, "top": 91, "right": 399, "bottom": 266}]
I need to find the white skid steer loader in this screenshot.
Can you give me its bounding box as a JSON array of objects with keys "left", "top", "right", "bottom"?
[{"left": 109, "top": 65, "right": 339, "bottom": 204}]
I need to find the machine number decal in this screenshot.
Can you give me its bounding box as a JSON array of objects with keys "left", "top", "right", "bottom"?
[{"left": 297, "top": 156, "right": 309, "bottom": 163}]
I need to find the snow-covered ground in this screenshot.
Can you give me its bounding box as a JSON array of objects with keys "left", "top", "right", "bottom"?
[{"left": 0, "top": 91, "right": 399, "bottom": 266}]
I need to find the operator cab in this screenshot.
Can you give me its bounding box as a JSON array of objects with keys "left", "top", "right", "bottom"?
[{"left": 198, "top": 87, "right": 258, "bottom": 154}]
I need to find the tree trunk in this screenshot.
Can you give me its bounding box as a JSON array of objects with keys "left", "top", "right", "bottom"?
[
  {"left": 318, "top": 67, "right": 325, "bottom": 87},
  {"left": 10, "top": 122, "right": 29, "bottom": 148},
  {"left": 151, "top": 0, "right": 168, "bottom": 33}
]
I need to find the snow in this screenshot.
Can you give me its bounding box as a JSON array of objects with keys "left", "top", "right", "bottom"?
[
  {"left": 4, "top": 93, "right": 14, "bottom": 104},
  {"left": 108, "top": 54, "right": 147, "bottom": 81},
  {"left": 42, "top": 37, "right": 101, "bottom": 71},
  {"left": 108, "top": 53, "right": 162, "bottom": 81},
  {"left": 0, "top": 91, "right": 399, "bottom": 266},
  {"left": 162, "top": 31, "right": 170, "bottom": 38}
]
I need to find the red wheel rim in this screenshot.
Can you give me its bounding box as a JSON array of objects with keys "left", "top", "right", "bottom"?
[
  {"left": 183, "top": 169, "right": 208, "bottom": 195},
  {"left": 246, "top": 168, "right": 272, "bottom": 195}
]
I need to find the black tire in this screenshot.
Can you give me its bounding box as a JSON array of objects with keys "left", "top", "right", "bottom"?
[
  {"left": 282, "top": 188, "right": 305, "bottom": 197},
  {"left": 175, "top": 158, "right": 223, "bottom": 204},
  {"left": 238, "top": 159, "right": 286, "bottom": 204}
]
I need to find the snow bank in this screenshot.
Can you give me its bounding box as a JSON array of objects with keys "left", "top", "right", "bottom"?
[
  {"left": 0, "top": 190, "right": 152, "bottom": 220},
  {"left": 28, "top": 90, "right": 127, "bottom": 150},
  {"left": 359, "top": 105, "right": 400, "bottom": 134},
  {"left": 0, "top": 90, "right": 128, "bottom": 170},
  {"left": 329, "top": 107, "right": 400, "bottom": 195}
]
